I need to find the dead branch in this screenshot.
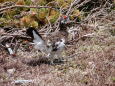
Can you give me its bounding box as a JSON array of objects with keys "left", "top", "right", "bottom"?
[
  {"left": 66, "top": 0, "right": 78, "bottom": 16},
  {"left": 0, "top": 5, "right": 58, "bottom": 13},
  {"left": 66, "top": 0, "right": 92, "bottom": 16},
  {"left": 67, "top": 32, "right": 96, "bottom": 44},
  {"left": 0, "top": 34, "right": 30, "bottom": 43},
  {"left": 75, "top": 0, "right": 91, "bottom": 8}
]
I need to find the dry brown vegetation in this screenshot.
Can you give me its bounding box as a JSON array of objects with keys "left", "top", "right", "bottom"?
[{"left": 0, "top": 0, "right": 115, "bottom": 86}]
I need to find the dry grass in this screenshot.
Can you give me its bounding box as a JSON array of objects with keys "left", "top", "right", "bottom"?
[{"left": 0, "top": 2, "right": 115, "bottom": 86}]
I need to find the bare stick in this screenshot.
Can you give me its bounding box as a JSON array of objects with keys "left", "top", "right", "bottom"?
[
  {"left": 75, "top": 0, "right": 91, "bottom": 8},
  {"left": 66, "top": 0, "right": 78, "bottom": 16},
  {"left": 67, "top": 32, "right": 96, "bottom": 44},
  {"left": 0, "top": 5, "right": 58, "bottom": 12}
]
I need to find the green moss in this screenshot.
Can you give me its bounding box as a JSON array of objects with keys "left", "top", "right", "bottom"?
[
  {"left": 37, "top": 0, "right": 47, "bottom": 5},
  {"left": 111, "top": 77, "right": 115, "bottom": 82},
  {"left": 0, "top": 18, "right": 6, "bottom": 27},
  {"left": 48, "top": 15, "right": 59, "bottom": 23},
  {"left": 109, "top": 29, "right": 115, "bottom": 36},
  {"left": 25, "top": 0, "right": 32, "bottom": 5},
  {"left": 0, "top": 0, "right": 17, "bottom": 3},
  {"left": 37, "top": 8, "right": 49, "bottom": 20}
]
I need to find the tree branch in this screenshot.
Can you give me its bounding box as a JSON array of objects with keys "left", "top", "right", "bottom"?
[{"left": 0, "top": 5, "right": 57, "bottom": 12}]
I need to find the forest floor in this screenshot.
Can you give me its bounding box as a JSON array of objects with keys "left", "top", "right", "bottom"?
[{"left": 0, "top": 1, "right": 115, "bottom": 86}]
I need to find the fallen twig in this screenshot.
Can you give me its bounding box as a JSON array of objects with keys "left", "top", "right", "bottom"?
[
  {"left": 67, "top": 32, "right": 96, "bottom": 44},
  {"left": 66, "top": 0, "right": 78, "bottom": 16},
  {"left": 0, "top": 5, "right": 58, "bottom": 12}
]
